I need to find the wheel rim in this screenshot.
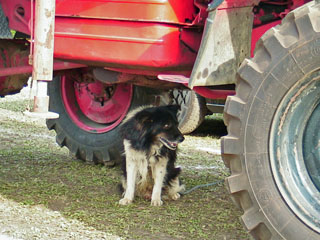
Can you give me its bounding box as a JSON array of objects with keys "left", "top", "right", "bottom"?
[
  {"left": 270, "top": 71, "right": 320, "bottom": 233},
  {"left": 61, "top": 75, "right": 133, "bottom": 133}
]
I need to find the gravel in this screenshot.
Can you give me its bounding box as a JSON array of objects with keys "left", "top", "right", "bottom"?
[{"left": 0, "top": 196, "right": 120, "bottom": 240}]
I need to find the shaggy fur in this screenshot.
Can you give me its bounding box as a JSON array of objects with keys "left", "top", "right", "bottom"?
[{"left": 119, "top": 105, "right": 185, "bottom": 206}]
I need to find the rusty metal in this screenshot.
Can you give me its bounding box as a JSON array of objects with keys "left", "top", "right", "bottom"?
[
  {"left": 92, "top": 68, "right": 123, "bottom": 84},
  {"left": 26, "top": 0, "right": 58, "bottom": 119},
  {"left": 33, "top": 84, "right": 49, "bottom": 113},
  {"left": 88, "top": 68, "right": 182, "bottom": 89},
  {"left": 0, "top": 74, "right": 29, "bottom": 96},
  {"left": 0, "top": 39, "right": 29, "bottom": 96},
  {"left": 158, "top": 74, "right": 235, "bottom": 99},
  {"left": 0, "top": 61, "right": 86, "bottom": 77},
  {"left": 32, "top": 0, "right": 55, "bottom": 81}
]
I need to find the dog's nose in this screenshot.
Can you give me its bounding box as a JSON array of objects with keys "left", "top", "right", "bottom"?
[{"left": 177, "top": 135, "right": 185, "bottom": 143}]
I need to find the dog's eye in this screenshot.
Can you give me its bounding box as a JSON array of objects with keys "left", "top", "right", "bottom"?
[{"left": 164, "top": 124, "right": 170, "bottom": 129}]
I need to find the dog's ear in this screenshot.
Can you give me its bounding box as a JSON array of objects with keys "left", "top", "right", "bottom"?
[
  {"left": 135, "top": 110, "right": 153, "bottom": 124},
  {"left": 166, "top": 105, "right": 180, "bottom": 117}
]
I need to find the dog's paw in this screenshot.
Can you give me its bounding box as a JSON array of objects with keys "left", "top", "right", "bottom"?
[
  {"left": 151, "top": 199, "right": 163, "bottom": 206},
  {"left": 170, "top": 193, "right": 181, "bottom": 200},
  {"left": 119, "top": 198, "right": 133, "bottom": 205}
]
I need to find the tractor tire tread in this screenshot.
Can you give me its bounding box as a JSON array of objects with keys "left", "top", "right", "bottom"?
[{"left": 222, "top": 1, "right": 320, "bottom": 239}]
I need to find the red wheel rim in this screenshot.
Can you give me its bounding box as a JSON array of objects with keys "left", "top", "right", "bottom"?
[{"left": 61, "top": 76, "right": 133, "bottom": 133}]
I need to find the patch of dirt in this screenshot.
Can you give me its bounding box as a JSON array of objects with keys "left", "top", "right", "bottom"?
[{"left": 0, "top": 196, "right": 120, "bottom": 240}]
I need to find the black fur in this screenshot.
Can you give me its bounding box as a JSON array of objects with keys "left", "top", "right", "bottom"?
[
  {"left": 120, "top": 105, "right": 184, "bottom": 193},
  {"left": 120, "top": 105, "right": 183, "bottom": 151}
]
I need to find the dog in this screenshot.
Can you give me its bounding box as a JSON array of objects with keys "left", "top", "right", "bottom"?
[{"left": 119, "top": 105, "right": 185, "bottom": 206}]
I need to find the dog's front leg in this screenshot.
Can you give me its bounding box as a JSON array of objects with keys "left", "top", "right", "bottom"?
[
  {"left": 119, "top": 159, "right": 137, "bottom": 205},
  {"left": 151, "top": 158, "right": 167, "bottom": 206}
]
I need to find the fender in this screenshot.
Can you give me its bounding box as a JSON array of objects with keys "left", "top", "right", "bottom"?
[{"left": 189, "top": 0, "right": 259, "bottom": 88}]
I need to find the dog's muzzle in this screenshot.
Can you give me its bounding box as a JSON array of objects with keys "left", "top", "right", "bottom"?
[{"left": 160, "top": 136, "right": 184, "bottom": 150}]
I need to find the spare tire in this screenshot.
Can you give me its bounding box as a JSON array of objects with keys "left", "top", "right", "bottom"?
[{"left": 172, "top": 89, "right": 207, "bottom": 134}]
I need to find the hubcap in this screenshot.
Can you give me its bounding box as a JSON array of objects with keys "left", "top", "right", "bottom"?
[
  {"left": 61, "top": 76, "right": 133, "bottom": 133},
  {"left": 270, "top": 71, "right": 320, "bottom": 233}
]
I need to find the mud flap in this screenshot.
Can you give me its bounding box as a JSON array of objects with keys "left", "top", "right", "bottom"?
[{"left": 189, "top": 5, "right": 254, "bottom": 88}]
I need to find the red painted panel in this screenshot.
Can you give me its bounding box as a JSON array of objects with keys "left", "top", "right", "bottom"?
[
  {"left": 251, "top": 20, "right": 281, "bottom": 56},
  {"left": 54, "top": 17, "right": 199, "bottom": 72},
  {"left": 0, "top": 0, "right": 32, "bottom": 35},
  {"left": 0, "top": 0, "right": 200, "bottom": 74},
  {"left": 55, "top": 0, "right": 196, "bottom": 25}
]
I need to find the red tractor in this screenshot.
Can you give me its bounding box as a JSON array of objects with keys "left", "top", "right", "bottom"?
[{"left": 0, "top": 0, "right": 319, "bottom": 239}]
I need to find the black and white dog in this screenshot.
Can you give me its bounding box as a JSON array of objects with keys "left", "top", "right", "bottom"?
[{"left": 119, "top": 105, "right": 185, "bottom": 206}]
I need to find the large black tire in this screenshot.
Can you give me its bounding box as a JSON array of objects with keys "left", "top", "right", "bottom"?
[
  {"left": 222, "top": 1, "right": 320, "bottom": 239},
  {"left": 172, "top": 89, "right": 207, "bottom": 134},
  {"left": 46, "top": 76, "right": 155, "bottom": 165}
]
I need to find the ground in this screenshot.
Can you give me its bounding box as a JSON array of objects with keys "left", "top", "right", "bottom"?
[{"left": 0, "top": 86, "right": 250, "bottom": 240}]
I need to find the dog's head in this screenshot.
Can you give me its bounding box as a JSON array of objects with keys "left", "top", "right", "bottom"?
[{"left": 135, "top": 105, "right": 184, "bottom": 150}]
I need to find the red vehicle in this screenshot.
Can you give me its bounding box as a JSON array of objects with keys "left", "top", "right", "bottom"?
[{"left": 0, "top": 0, "right": 319, "bottom": 239}]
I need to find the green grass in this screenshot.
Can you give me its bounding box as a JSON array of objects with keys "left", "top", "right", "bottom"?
[
  {"left": 0, "top": 102, "right": 249, "bottom": 239},
  {"left": 0, "top": 99, "right": 32, "bottom": 112}
]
